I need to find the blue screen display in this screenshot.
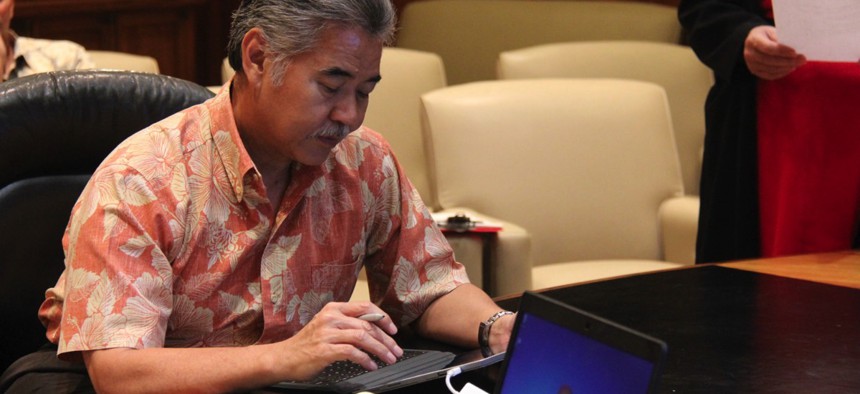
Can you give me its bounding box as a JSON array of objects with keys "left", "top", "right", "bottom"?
[{"left": 498, "top": 313, "right": 655, "bottom": 394}]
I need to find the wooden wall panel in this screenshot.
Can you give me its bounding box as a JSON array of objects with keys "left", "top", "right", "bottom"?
[
  {"left": 115, "top": 10, "right": 197, "bottom": 81},
  {"left": 11, "top": 0, "right": 220, "bottom": 85},
  {"left": 10, "top": 0, "right": 678, "bottom": 85}
]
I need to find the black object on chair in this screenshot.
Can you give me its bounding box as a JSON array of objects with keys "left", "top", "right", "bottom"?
[{"left": 0, "top": 70, "right": 215, "bottom": 375}]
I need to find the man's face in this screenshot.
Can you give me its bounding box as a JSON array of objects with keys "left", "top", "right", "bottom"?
[
  {"left": 241, "top": 24, "right": 383, "bottom": 168},
  {"left": 0, "top": 0, "right": 13, "bottom": 35}
]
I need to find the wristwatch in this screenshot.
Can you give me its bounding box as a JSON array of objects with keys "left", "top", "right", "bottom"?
[{"left": 478, "top": 310, "right": 514, "bottom": 357}]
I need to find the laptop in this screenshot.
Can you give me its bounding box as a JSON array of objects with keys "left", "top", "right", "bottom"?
[
  {"left": 271, "top": 344, "right": 504, "bottom": 393},
  {"left": 493, "top": 291, "right": 667, "bottom": 394}
]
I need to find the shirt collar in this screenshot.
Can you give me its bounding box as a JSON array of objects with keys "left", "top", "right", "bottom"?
[
  {"left": 207, "top": 82, "right": 258, "bottom": 202},
  {"left": 207, "top": 81, "right": 337, "bottom": 204}
]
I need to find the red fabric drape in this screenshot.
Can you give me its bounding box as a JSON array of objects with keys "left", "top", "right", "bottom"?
[{"left": 758, "top": 60, "right": 860, "bottom": 256}]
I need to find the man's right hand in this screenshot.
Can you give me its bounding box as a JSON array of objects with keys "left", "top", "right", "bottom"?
[
  {"left": 744, "top": 25, "right": 806, "bottom": 80},
  {"left": 82, "top": 302, "right": 403, "bottom": 393},
  {"left": 276, "top": 301, "right": 403, "bottom": 381}
]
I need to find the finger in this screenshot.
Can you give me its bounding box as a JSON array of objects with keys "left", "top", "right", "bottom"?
[
  {"left": 750, "top": 65, "right": 788, "bottom": 80},
  {"left": 351, "top": 317, "right": 403, "bottom": 362},
  {"left": 750, "top": 60, "right": 802, "bottom": 80},
  {"left": 762, "top": 28, "right": 806, "bottom": 59},
  {"left": 746, "top": 49, "right": 804, "bottom": 79},
  {"left": 352, "top": 324, "right": 401, "bottom": 364},
  {"left": 746, "top": 40, "right": 801, "bottom": 64},
  {"left": 317, "top": 311, "right": 403, "bottom": 362},
  {"left": 754, "top": 50, "right": 804, "bottom": 69},
  {"left": 332, "top": 343, "right": 380, "bottom": 371},
  {"left": 322, "top": 322, "right": 400, "bottom": 365},
  {"left": 748, "top": 26, "right": 798, "bottom": 59},
  {"left": 314, "top": 303, "right": 403, "bottom": 362}
]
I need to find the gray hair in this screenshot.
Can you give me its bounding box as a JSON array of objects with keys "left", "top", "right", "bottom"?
[{"left": 226, "top": 0, "right": 396, "bottom": 84}]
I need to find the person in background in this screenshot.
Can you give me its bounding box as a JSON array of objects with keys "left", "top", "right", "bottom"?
[
  {"left": 25, "top": 0, "right": 514, "bottom": 392},
  {"left": 679, "top": 0, "right": 860, "bottom": 263},
  {"left": 1, "top": 0, "right": 93, "bottom": 81}
]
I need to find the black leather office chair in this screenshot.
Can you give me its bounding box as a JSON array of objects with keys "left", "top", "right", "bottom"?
[{"left": 0, "top": 70, "right": 214, "bottom": 376}]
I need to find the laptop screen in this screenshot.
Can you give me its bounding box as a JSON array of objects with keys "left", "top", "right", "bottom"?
[{"left": 495, "top": 291, "right": 665, "bottom": 394}]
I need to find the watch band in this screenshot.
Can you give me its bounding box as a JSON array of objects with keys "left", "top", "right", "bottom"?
[{"left": 478, "top": 310, "right": 514, "bottom": 357}]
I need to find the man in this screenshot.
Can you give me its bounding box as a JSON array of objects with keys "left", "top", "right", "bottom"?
[
  {"left": 34, "top": 0, "right": 514, "bottom": 392},
  {"left": 1, "top": 0, "right": 93, "bottom": 81}
]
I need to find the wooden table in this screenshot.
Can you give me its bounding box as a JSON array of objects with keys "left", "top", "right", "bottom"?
[
  {"left": 267, "top": 251, "right": 860, "bottom": 393},
  {"left": 489, "top": 251, "right": 860, "bottom": 393},
  {"left": 720, "top": 250, "right": 860, "bottom": 289}
]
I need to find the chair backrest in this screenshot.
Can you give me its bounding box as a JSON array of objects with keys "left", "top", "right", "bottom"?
[
  {"left": 87, "top": 50, "right": 160, "bottom": 74},
  {"left": 220, "top": 48, "right": 447, "bottom": 208},
  {"left": 396, "top": 0, "right": 682, "bottom": 85},
  {"left": 0, "top": 70, "right": 214, "bottom": 188},
  {"left": 497, "top": 41, "right": 713, "bottom": 195},
  {"left": 222, "top": 57, "right": 233, "bottom": 84},
  {"left": 421, "top": 79, "right": 683, "bottom": 266},
  {"left": 0, "top": 70, "right": 214, "bottom": 371},
  {"left": 362, "top": 48, "right": 446, "bottom": 209}
]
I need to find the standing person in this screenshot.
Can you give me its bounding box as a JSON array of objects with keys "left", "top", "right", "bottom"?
[
  {"left": 1, "top": 0, "right": 93, "bottom": 81},
  {"left": 25, "top": 0, "right": 515, "bottom": 392},
  {"left": 679, "top": 0, "right": 860, "bottom": 263}
]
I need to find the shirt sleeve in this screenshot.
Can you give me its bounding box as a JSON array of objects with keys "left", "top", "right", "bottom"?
[
  {"left": 357, "top": 131, "right": 470, "bottom": 327},
  {"left": 52, "top": 162, "right": 178, "bottom": 357}
]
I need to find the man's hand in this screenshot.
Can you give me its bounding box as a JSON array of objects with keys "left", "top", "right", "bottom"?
[
  {"left": 83, "top": 302, "right": 403, "bottom": 393},
  {"left": 744, "top": 25, "right": 806, "bottom": 80},
  {"left": 278, "top": 301, "right": 403, "bottom": 381}
]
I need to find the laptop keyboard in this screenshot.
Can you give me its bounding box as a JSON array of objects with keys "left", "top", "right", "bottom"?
[
  {"left": 272, "top": 348, "right": 457, "bottom": 392},
  {"left": 299, "top": 349, "right": 428, "bottom": 385}
]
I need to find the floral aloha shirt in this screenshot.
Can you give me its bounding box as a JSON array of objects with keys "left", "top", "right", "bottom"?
[
  {"left": 5, "top": 35, "right": 94, "bottom": 81},
  {"left": 38, "top": 84, "right": 469, "bottom": 357}
]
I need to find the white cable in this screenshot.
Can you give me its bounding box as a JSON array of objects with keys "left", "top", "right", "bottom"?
[{"left": 445, "top": 366, "right": 463, "bottom": 394}]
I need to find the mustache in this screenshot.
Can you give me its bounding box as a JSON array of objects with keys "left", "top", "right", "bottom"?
[{"left": 313, "top": 123, "right": 351, "bottom": 139}]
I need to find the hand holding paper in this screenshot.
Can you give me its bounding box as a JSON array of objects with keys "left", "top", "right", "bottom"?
[
  {"left": 744, "top": 25, "right": 806, "bottom": 80},
  {"left": 773, "top": 0, "right": 860, "bottom": 63}
]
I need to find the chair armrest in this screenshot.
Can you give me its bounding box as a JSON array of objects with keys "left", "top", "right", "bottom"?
[
  {"left": 435, "top": 208, "right": 532, "bottom": 296},
  {"left": 659, "top": 196, "right": 699, "bottom": 265},
  {"left": 87, "top": 50, "right": 160, "bottom": 74}
]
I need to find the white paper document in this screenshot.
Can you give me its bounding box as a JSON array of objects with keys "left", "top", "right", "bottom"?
[{"left": 773, "top": 0, "right": 860, "bottom": 62}]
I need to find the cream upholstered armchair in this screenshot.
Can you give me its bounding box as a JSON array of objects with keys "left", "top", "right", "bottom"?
[
  {"left": 87, "top": 50, "right": 160, "bottom": 73},
  {"left": 420, "top": 79, "right": 691, "bottom": 291},
  {"left": 498, "top": 41, "right": 712, "bottom": 197},
  {"left": 221, "top": 49, "right": 530, "bottom": 297},
  {"left": 360, "top": 48, "right": 530, "bottom": 298},
  {"left": 497, "top": 41, "right": 714, "bottom": 264},
  {"left": 222, "top": 57, "right": 233, "bottom": 85},
  {"left": 396, "top": 0, "right": 682, "bottom": 85},
  {"left": 363, "top": 48, "right": 442, "bottom": 210}
]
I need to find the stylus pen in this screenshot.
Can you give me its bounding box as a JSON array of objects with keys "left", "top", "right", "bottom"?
[{"left": 358, "top": 313, "right": 385, "bottom": 322}]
